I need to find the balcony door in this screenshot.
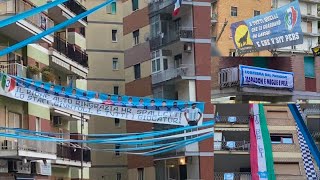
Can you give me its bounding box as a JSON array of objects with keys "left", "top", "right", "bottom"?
[{"left": 174, "top": 54, "right": 182, "bottom": 69}]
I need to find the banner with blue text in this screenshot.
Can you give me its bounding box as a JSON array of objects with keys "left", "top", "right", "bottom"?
[
  {"left": 239, "top": 65, "right": 294, "bottom": 90},
  {"left": 0, "top": 73, "right": 204, "bottom": 126},
  {"left": 231, "top": 1, "right": 303, "bottom": 54}
]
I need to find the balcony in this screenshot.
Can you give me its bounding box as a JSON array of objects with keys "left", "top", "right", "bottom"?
[
  {"left": 0, "top": 61, "right": 26, "bottom": 77},
  {"left": 48, "top": 0, "right": 87, "bottom": 27},
  {"left": 216, "top": 66, "right": 294, "bottom": 98},
  {"left": 0, "top": 137, "right": 57, "bottom": 160},
  {"left": 215, "top": 115, "right": 250, "bottom": 125},
  {"left": 49, "top": 36, "right": 88, "bottom": 78},
  {"left": 302, "top": 104, "right": 320, "bottom": 115},
  {"left": 0, "top": 0, "right": 54, "bottom": 43},
  {"left": 151, "top": 64, "right": 195, "bottom": 85},
  {"left": 214, "top": 172, "right": 251, "bottom": 180},
  {"left": 211, "top": 13, "right": 218, "bottom": 23},
  {"left": 53, "top": 143, "right": 91, "bottom": 167},
  {"left": 149, "top": 27, "right": 194, "bottom": 50},
  {"left": 148, "top": 0, "right": 175, "bottom": 15},
  {"left": 214, "top": 141, "right": 250, "bottom": 152}
]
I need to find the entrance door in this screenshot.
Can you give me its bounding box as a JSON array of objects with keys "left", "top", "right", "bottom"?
[{"left": 179, "top": 165, "right": 187, "bottom": 180}]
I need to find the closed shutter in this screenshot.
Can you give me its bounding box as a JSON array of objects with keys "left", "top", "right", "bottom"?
[{"left": 304, "top": 57, "right": 315, "bottom": 78}]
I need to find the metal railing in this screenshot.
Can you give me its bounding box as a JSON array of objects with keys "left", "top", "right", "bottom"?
[
  {"left": 148, "top": 0, "right": 175, "bottom": 14},
  {"left": 214, "top": 172, "right": 306, "bottom": 180},
  {"left": 57, "top": 143, "right": 91, "bottom": 162},
  {"left": 151, "top": 64, "right": 195, "bottom": 84},
  {"left": 219, "top": 67, "right": 240, "bottom": 88},
  {"left": 63, "top": 0, "right": 87, "bottom": 22},
  {"left": 215, "top": 115, "right": 250, "bottom": 125},
  {"left": 0, "top": 0, "right": 54, "bottom": 30},
  {"left": 214, "top": 141, "right": 250, "bottom": 151},
  {"left": 0, "top": 61, "right": 26, "bottom": 77},
  {"left": 53, "top": 36, "right": 88, "bottom": 68},
  {"left": 0, "top": 138, "right": 56, "bottom": 155},
  {"left": 149, "top": 27, "right": 194, "bottom": 50},
  {"left": 303, "top": 104, "right": 320, "bottom": 115}
]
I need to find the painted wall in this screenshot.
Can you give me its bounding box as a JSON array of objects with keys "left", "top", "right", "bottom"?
[
  {"left": 125, "top": 60, "right": 151, "bottom": 83},
  {"left": 68, "top": 32, "right": 87, "bottom": 50},
  {"left": 128, "top": 167, "right": 155, "bottom": 180},
  {"left": 27, "top": 45, "right": 50, "bottom": 65}
]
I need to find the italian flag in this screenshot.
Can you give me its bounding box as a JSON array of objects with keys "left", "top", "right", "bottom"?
[
  {"left": 1, "top": 74, "right": 16, "bottom": 93},
  {"left": 250, "top": 104, "right": 276, "bottom": 180},
  {"left": 173, "top": 0, "right": 182, "bottom": 16}
]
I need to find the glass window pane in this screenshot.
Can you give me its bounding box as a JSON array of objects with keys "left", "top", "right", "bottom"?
[
  {"left": 156, "top": 59, "right": 161, "bottom": 71},
  {"left": 282, "top": 138, "right": 293, "bottom": 144},
  {"left": 152, "top": 60, "right": 156, "bottom": 72}
]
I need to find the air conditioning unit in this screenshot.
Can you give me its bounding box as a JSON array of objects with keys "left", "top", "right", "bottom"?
[
  {"left": 8, "top": 161, "right": 18, "bottom": 172},
  {"left": 52, "top": 116, "right": 62, "bottom": 127},
  {"left": 184, "top": 43, "right": 192, "bottom": 53}
]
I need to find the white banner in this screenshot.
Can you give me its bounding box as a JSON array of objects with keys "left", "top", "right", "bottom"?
[
  {"left": 240, "top": 65, "right": 294, "bottom": 89},
  {"left": 0, "top": 84, "right": 203, "bottom": 126}
]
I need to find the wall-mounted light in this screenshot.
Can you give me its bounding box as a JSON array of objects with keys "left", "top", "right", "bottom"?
[{"left": 179, "top": 157, "right": 186, "bottom": 165}]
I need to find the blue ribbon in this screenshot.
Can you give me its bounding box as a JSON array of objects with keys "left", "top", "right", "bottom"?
[
  {"left": 0, "top": 0, "right": 68, "bottom": 28},
  {"left": 0, "top": 0, "right": 116, "bottom": 56}
]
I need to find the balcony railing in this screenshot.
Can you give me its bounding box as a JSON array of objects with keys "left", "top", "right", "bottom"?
[
  {"left": 53, "top": 36, "right": 88, "bottom": 68},
  {"left": 214, "top": 141, "right": 250, "bottom": 151},
  {"left": 0, "top": 0, "right": 54, "bottom": 30},
  {"left": 57, "top": 143, "right": 91, "bottom": 162},
  {"left": 214, "top": 172, "right": 251, "bottom": 180},
  {"left": 0, "top": 138, "right": 56, "bottom": 155},
  {"left": 0, "top": 61, "right": 27, "bottom": 77},
  {"left": 148, "top": 0, "right": 175, "bottom": 14},
  {"left": 63, "top": 0, "right": 87, "bottom": 22},
  {"left": 215, "top": 115, "right": 250, "bottom": 125},
  {"left": 151, "top": 64, "right": 195, "bottom": 84},
  {"left": 149, "top": 27, "right": 194, "bottom": 50},
  {"left": 303, "top": 104, "right": 320, "bottom": 115}
]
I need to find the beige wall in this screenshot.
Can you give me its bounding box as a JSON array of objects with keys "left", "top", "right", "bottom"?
[
  {"left": 90, "top": 167, "right": 128, "bottom": 180},
  {"left": 214, "top": 0, "right": 272, "bottom": 56},
  {"left": 128, "top": 167, "right": 155, "bottom": 180},
  {"left": 68, "top": 32, "right": 86, "bottom": 50},
  {"left": 86, "top": 0, "right": 124, "bottom": 22},
  {"left": 125, "top": 60, "right": 151, "bottom": 83}
]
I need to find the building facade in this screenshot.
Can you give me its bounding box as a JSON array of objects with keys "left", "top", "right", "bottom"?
[
  {"left": 212, "top": 56, "right": 320, "bottom": 103},
  {"left": 214, "top": 104, "right": 314, "bottom": 179},
  {"left": 0, "top": 0, "right": 91, "bottom": 179},
  {"left": 85, "top": 0, "right": 128, "bottom": 180}
]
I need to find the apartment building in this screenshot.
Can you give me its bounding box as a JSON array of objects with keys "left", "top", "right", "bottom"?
[
  {"left": 211, "top": 0, "right": 272, "bottom": 56},
  {"left": 273, "top": 0, "right": 320, "bottom": 56},
  {"left": 123, "top": 0, "right": 214, "bottom": 178},
  {"left": 214, "top": 104, "right": 310, "bottom": 179},
  {"left": 0, "top": 0, "right": 91, "bottom": 179},
  {"left": 85, "top": 0, "right": 127, "bottom": 180},
  {"left": 212, "top": 56, "right": 320, "bottom": 103}
]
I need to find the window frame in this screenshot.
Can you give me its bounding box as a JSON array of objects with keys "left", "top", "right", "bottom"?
[
  {"left": 132, "top": 0, "right": 139, "bottom": 11},
  {"left": 270, "top": 134, "right": 294, "bottom": 144},
  {"left": 115, "top": 144, "right": 120, "bottom": 156},
  {"left": 254, "top": 10, "right": 260, "bottom": 17},
  {"left": 134, "top": 63, "right": 141, "bottom": 79},
  {"left": 112, "top": 29, "right": 118, "bottom": 42},
  {"left": 137, "top": 168, "right": 144, "bottom": 180},
  {"left": 112, "top": 58, "right": 119, "bottom": 70},
  {"left": 115, "top": 118, "right": 120, "bottom": 127},
  {"left": 133, "top": 30, "right": 140, "bottom": 45},
  {"left": 113, "top": 86, "right": 119, "bottom": 95},
  {"left": 231, "top": 6, "right": 237, "bottom": 17},
  {"left": 106, "top": 2, "right": 117, "bottom": 14},
  {"left": 304, "top": 57, "right": 315, "bottom": 78}
]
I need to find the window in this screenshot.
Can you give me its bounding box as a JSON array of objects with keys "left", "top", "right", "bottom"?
[
  {"left": 35, "top": 117, "right": 41, "bottom": 132},
  {"left": 174, "top": 54, "right": 182, "bottom": 68},
  {"left": 271, "top": 134, "right": 293, "bottom": 144},
  {"left": 8, "top": 112, "right": 22, "bottom": 128},
  {"left": 231, "top": 6, "right": 237, "bottom": 17},
  {"left": 112, "top": 30, "right": 117, "bottom": 42},
  {"left": 132, "top": 0, "right": 138, "bottom": 11},
  {"left": 106, "top": 2, "right": 117, "bottom": 14},
  {"left": 229, "top": 49, "right": 236, "bottom": 57},
  {"left": 304, "top": 57, "right": 315, "bottom": 78},
  {"left": 254, "top": 10, "right": 260, "bottom": 16},
  {"left": 115, "top": 118, "right": 120, "bottom": 127},
  {"left": 115, "top": 144, "right": 120, "bottom": 156},
  {"left": 114, "top": 86, "right": 119, "bottom": 95},
  {"left": 163, "top": 58, "right": 168, "bottom": 70},
  {"left": 116, "top": 173, "right": 121, "bottom": 180},
  {"left": 307, "top": 4, "right": 311, "bottom": 15},
  {"left": 152, "top": 59, "right": 161, "bottom": 73},
  {"left": 112, "top": 58, "right": 119, "bottom": 70},
  {"left": 138, "top": 168, "right": 144, "bottom": 180},
  {"left": 133, "top": 30, "right": 140, "bottom": 45},
  {"left": 134, "top": 64, "right": 141, "bottom": 79},
  {"left": 307, "top": 21, "right": 312, "bottom": 33}
]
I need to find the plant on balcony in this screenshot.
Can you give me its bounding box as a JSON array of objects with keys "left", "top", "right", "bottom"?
[
  {"left": 27, "top": 66, "right": 40, "bottom": 76},
  {"left": 41, "top": 67, "right": 56, "bottom": 82}
]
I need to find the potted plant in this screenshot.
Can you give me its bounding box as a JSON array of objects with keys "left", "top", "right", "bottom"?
[
  {"left": 41, "top": 66, "right": 56, "bottom": 82},
  {"left": 27, "top": 66, "right": 40, "bottom": 76}
]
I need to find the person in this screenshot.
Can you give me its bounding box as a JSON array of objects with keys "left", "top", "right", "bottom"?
[
  {"left": 158, "top": 101, "right": 170, "bottom": 111},
  {"left": 59, "top": 87, "right": 69, "bottom": 98},
  {"left": 28, "top": 81, "right": 36, "bottom": 90},
  {"left": 136, "top": 99, "right": 145, "bottom": 109},
  {"left": 37, "top": 83, "right": 47, "bottom": 93},
  {"left": 114, "top": 96, "right": 125, "bottom": 106},
  {"left": 184, "top": 103, "right": 202, "bottom": 126},
  {"left": 125, "top": 97, "right": 135, "bottom": 107},
  {"left": 147, "top": 100, "right": 158, "bottom": 110},
  {"left": 89, "top": 92, "right": 103, "bottom": 103},
  {"left": 69, "top": 89, "right": 79, "bottom": 100},
  {"left": 181, "top": 103, "right": 189, "bottom": 112},
  {"left": 48, "top": 84, "right": 58, "bottom": 95},
  {"left": 103, "top": 95, "right": 114, "bottom": 105},
  {"left": 170, "top": 102, "right": 181, "bottom": 112},
  {"left": 79, "top": 92, "right": 89, "bottom": 101}
]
